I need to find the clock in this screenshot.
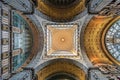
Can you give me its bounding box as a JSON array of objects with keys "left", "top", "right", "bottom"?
[{"left": 105, "top": 19, "right": 120, "bottom": 62}]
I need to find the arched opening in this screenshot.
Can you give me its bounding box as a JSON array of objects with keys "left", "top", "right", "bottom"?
[
  {"left": 11, "top": 11, "right": 41, "bottom": 72},
  {"left": 36, "top": 59, "right": 87, "bottom": 80},
  {"left": 83, "top": 16, "right": 113, "bottom": 65},
  {"left": 37, "top": 0, "right": 86, "bottom": 20}
]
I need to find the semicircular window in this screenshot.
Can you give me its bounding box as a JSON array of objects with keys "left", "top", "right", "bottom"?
[
  {"left": 105, "top": 19, "right": 120, "bottom": 62},
  {"left": 12, "top": 12, "right": 33, "bottom": 71}
]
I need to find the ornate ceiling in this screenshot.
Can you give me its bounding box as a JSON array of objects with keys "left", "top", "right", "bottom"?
[
  {"left": 1, "top": 0, "right": 120, "bottom": 80},
  {"left": 44, "top": 24, "right": 79, "bottom": 58}
]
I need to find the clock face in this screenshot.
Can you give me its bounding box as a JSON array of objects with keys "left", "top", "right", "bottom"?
[{"left": 105, "top": 19, "right": 120, "bottom": 61}]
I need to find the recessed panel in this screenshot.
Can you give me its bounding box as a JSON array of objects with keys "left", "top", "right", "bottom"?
[{"left": 44, "top": 24, "right": 79, "bottom": 58}]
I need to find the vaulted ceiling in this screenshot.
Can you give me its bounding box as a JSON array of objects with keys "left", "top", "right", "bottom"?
[{"left": 0, "top": 0, "right": 120, "bottom": 80}]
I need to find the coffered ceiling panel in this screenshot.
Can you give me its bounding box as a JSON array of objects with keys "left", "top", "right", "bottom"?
[{"left": 83, "top": 16, "right": 113, "bottom": 65}]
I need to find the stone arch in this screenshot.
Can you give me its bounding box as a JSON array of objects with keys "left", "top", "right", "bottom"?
[{"left": 36, "top": 58, "right": 88, "bottom": 80}]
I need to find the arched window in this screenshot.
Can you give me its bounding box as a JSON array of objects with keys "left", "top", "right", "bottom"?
[{"left": 12, "top": 12, "right": 33, "bottom": 71}]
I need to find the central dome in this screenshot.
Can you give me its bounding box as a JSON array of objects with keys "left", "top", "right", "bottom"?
[{"left": 44, "top": 0, "right": 79, "bottom": 8}]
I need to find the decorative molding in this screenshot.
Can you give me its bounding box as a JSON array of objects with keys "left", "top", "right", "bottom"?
[
  {"left": 2, "top": 0, "right": 34, "bottom": 14},
  {"left": 43, "top": 24, "right": 80, "bottom": 59}
]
